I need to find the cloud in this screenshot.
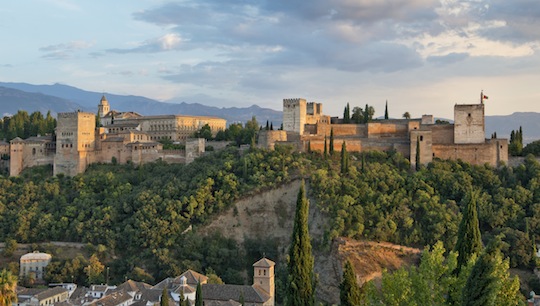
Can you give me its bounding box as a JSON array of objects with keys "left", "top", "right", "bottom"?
[
  {"left": 127, "top": 0, "right": 540, "bottom": 107},
  {"left": 427, "top": 52, "right": 469, "bottom": 65},
  {"left": 107, "top": 33, "right": 184, "bottom": 54},
  {"left": 39, "top": 41, "right": 93, "bottom": 60}
]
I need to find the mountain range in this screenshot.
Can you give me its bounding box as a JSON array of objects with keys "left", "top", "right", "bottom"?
[
  {"left": 0, "top": 82, "right": 538, "bottom": 142},
  {"left": 0, "top": 82, "right": 282, "bottom": 126}
]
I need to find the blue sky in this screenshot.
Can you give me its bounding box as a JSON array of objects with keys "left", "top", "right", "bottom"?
[{"left": 1, "top": 0, "right": 539, "bottom": 119}]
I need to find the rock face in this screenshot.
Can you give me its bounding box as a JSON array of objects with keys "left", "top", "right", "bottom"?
[{"left": 202, "top": 180, "right": 421, "bottom": 304}]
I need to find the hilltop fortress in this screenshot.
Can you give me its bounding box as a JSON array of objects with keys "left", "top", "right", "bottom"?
[
  {"left": 9, "top": 96, "right": 226, "bottom": 176},
  {"left": 259, "top": 98, "right": 508, "bottom": 167}
]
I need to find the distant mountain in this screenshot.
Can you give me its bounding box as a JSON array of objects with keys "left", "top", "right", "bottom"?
[
  {"left": 485, "top": 112, "right": 540, "bottom": 144},
  {"left": 0, "top": 86, "right": 85, "bottom": 116},
  {"left": 0, "top": 82, "right": 282, "bottom": 125}
]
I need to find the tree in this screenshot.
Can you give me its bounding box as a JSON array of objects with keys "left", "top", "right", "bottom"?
[
  {"left": 403, "top": 112, "right": 411, "bottom": 119},
  {"left": 343, "top": 103, "right": 351, "bottom": 123},
  {"left": 2, "top": 238, "right": 17, "bottom": 257},
  {"left": 329, "top": 128, "right": 335, "bottom": 156},
  {"left": 340, "top": 260, "right": 362, "bottom": 306},
  {"left": 363, "top": 104, "right": 375, "bottom": 123},
  {"left": 351, "top": 107, "right": 364, "bottom": 123},
  {"left": 509, "top": 127, "right": 523, "bottom": 156},
  {"left": 160, "top": 288, "right": 169, "bottom": 306},
  {"left": 194, "top": 124, "right": 213, "bottom": 140},
  {"left": 384, "top": 100, "right": 389, "bottom": 119},
  {"left": 84, "top": 254, "right": 105, "bottom": 284},
  {"left": 0, "top": 269, "right": 17, "bottom": 306},
  {"left": 415, "top": 136, "right": 421, "bottom": 171},
  {"left": 323, "top": 136, "right": 328, "bottom": 158},
  {"left": 341, "top": 141, "right": 349, "bottom": 175},
  {"left": 195, "top": 281, "right": 203, "bottom": 306},
  {"left": 286, "top": 181, "right": 315, "bottom": 306},
  {"left": 455, "top": 190, "right": 483, "bottom": 271},
  {"left": 461, "top": 238, "right": 522, "bottom": 306}
]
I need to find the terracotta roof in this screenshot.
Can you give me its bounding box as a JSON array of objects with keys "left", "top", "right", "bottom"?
[
  {"left": 173, "top": 284, "right": 196, "bottom": 295},
  {"left": 205, "top": 300, "right": 242, "bottom": 306},
  {"left": 104, "top": 123, "right": 140, "bottom": 128},
  {"left": 91, "top": 285, "right": 109, "bottom": 292},
  {"left": 88, "top": 290, "right": 132, "bottom": 306},
  {"left": 17, "top": 287, "right": 46, "bottom": 297},
  {"left": 102, "top": 137, "right": 125, "bottom": 142},
  {"left": 114, "top": 280, "right": 152, "bottom": 293},
  {"left": 176, "top": 270, "right": 208, "bottom": 286},
  {"left": 252, "top": 258, "right": 275, "bottom": 268},
  {"left": 202, "top": 284, "right": 270, "bottom": 304},
  {"left": 138, "top": 288, "right": 162, "bottom": 302},
  {"left": 35, "top": 287, "right": 68, "bottom": 300},
  {"left": 10, "top": 137, "right": 24, "bottom": 143}
]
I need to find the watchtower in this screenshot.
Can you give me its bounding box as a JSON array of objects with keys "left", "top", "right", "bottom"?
[
  {"left": 54, "top": 111, "right": 96, "bottom": 176},
  {"left": 454, "top": 104, "right": 485, "bottom": 144},
  {"left": 283, "top": 98, "right": 307, "bottom": 135}
]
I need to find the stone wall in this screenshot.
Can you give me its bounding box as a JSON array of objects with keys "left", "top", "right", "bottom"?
[
  {"left": 186, "top": 138, "right": 205, "bottom": 164},
  {"left": 454, "top": 104, "right": 485, "bottom": 144},
  {"left": 410, "top": 130, "right": 433, "bottom": 168},
  {"left": 258, "top": 130, "right": 288, "bottom": 150},
  {"left": 367, "top": 122, "right": 409, "bottom": 139},
  {"left": 433, "top": 141, "right": 503, "bottom": 166},
  {"left": 431, "top": 125, "right": 454, "bottom": 144},
  {"left": 316, "top": 124, "right": 367, "bottom": 138}
]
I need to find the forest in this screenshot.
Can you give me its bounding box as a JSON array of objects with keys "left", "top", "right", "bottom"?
[{"left": 0, "top": 143, "right": 540, "bottom": 302}]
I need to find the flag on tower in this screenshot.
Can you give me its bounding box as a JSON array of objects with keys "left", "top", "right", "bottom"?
[{"left": 481, "top": 91, "right": 488, "bottom": 103}]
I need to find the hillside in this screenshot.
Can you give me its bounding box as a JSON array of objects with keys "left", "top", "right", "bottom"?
[
  {"left": 202, "top": 179, "right": 421, "bottom": 304},
  {"left": 0, "top": 82, "right": 282, "bottom": 124}
]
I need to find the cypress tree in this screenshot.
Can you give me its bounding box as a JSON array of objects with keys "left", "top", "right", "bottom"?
[
  {"left": 415, "top": 136, "right": 421, "bottom": 171},
  {"left": 179, "top": 290, "right": 185, "bottom": 305},
  {"left": 160, "top": 288, "right": 169, "bottom": 306},
  {"left": 195, "top": 281, "right": 203, "bottom": 306},
  {"left": 340, "top": 260, "right": 362, "bottom": 306},
  {"left": 343, "top": 103, "right": 351, "bottom": 123},
  {"left": 454, "top": 189, "right": 483, "bottom": 271},
  {"left": 329, "top": 128, "right": 335, "bottom": 156},
  {"left": 384, "top": 100, "right": 389, "bottom": 119},
  {"left": 286, "top": 181, "right": 315, "bottom": 306},
  {"left": 324, "top": 136, "right": 328, "bottom": 158},
  {"left": 270, "top": 122, "right": 273, "bottom": 130},
  {"left": 341, "top": 141, "right": 348, "bottom": 174},
  {"left": 265, "top": 120, "right": 269, "bottom": 130}
]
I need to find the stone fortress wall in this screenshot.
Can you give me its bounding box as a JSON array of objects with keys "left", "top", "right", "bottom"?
[
  {"left": 260, "top": 98, "right": 508, "bottom": 168},
  {"left": 9, "top": 96, "right": 220, "bottom": 176}
]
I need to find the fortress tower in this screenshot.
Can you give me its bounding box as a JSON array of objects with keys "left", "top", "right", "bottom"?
[
  {"left": 454, "top": 104, "right": 485, "bottom": 144},
  {"left": 283, "top": 98, "right": 307, "bottom": 135},
  {"left": 253, "top": 258, "right": 275, "bottom": 306},
  {"left": 53, "top": 111, "right": 96, "bottom": 176},
  {"left": 98, "top": 95, "right": 110, "bottom": 118}
]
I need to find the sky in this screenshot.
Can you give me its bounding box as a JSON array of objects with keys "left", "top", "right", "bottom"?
[{"left": 1, "top": 0, "right": 539, "bottom": 119}]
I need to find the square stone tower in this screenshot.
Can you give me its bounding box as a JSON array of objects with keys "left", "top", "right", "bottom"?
[
  {"left": 54, "top": 111, "right": 96, "bottom": 176},
  {"left": 253, "top": 257, "right": 275, "bottom": 306},
  {"left": 454, "top": 104, "right": 485, "bottom": 144},
  {"left": 283, "top": 98, "right": 307, "bottom": 135}
]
